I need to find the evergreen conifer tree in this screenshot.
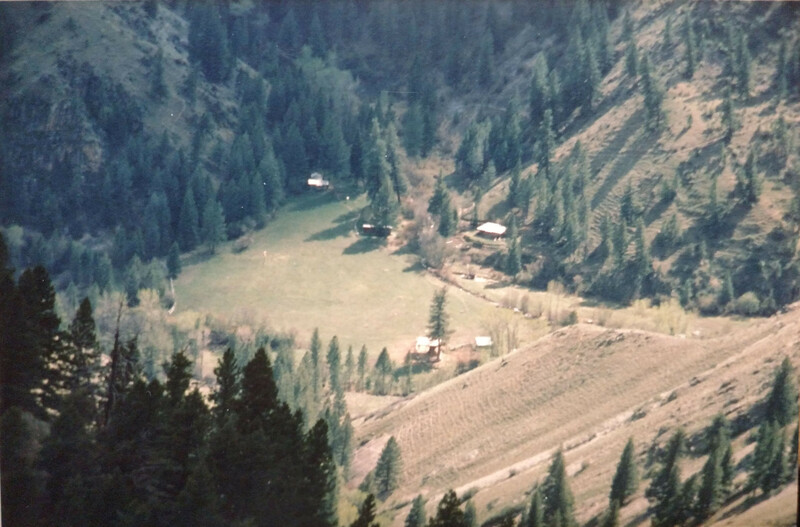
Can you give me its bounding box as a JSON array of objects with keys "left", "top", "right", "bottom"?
[
  {"left": 201, "top": 198, "right": 226, "bottom": 254},
  {"left": 736, "top": 33, "right": 751, "bottom": 97},
  {"left": 528, "top": 486, "right": 545, "bottom": 527},
  {"left": 327, "top": 336, "right": 341, "bottom": 393},
  {"left": 736, "top": 147, "right": 761, "bottom": 204},
  {"left": 374, "top": 436, "right": 402, "bottom": 499},
  {"left": 351, "top": 494, "right": 380, "bottom": 527},
  {"left": 428, "top": 288, "right": 451, "bottom": 358},
  {"left": 405, "top": 494, "right": 427, "bottom": 527},
  {"left": 684, "top": 15, "right": 696, "bottom": 79},
  {"left": 721, "top": 88, "right": 736, "bottom": 143},
  {"left": 625, "top": 40, "right": 639, "bottom": 78},
  {"left": 344, "top": 345, "right": 355, "bottom": 391},
  {"left": 765, "top": 357, "right": 798, "bottom": 426},
  {"left": 374, "top": 348, "right": 393, "bottom": 395},
  {"left": 429, "top": 490, "right": 467, "bottom": 527},
  {"left": 429, "top": 174, "right": 450, "bottom": 217},
  {"left": 357, "top": 345, "right": 368, "bottom": 392},
  {"left": 464, "top": 499, "right": 478, "bottom": 527},
  {"left": 602, "top": 500, "right": 620, "bottom": 527},
  {"left": 211, "top": 348, "right": 239, "bottom": 424},
  {"left": 610, "top": 438, "right": 638, "bottom": 506},
  {"left": 167, "top": 241, "right": 182, "bottom": 280},
  {"left": 67, "top": 297, "right": 99, "bottom": 392},
  {"left": 536, "top": 110, "right": 555, "bottom": 177},
  {"left": 542, "top": 451, "right": 576, "bottom": 527},
  {"left": 506, "top": 217, "right": 522, "bottom": 278},
  {"left": 178, "top": 188, "right": 200, "bottom": 251}
]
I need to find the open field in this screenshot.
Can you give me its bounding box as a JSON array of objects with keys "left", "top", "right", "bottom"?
[
  {"left": 351, "top": 303, "right": 800, "bottom": 526},
  {"left": 175, "top": 192, "right": 547, "bottom": 360}
]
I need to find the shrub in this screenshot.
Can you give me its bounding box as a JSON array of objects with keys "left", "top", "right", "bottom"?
[{"left": 733, "top": 292, "right": 760, "bottom": 316}]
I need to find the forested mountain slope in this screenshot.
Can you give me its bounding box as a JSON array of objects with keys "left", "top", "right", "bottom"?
[{"left": 1, "top": 1, "right": 799, "bottom": 314}]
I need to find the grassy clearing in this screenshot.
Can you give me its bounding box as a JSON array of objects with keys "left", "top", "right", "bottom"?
[{"left": 176, "top": 192, "right": 543, "bottom": 361}]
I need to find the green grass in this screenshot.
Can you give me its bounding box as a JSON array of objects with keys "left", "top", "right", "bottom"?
[{"left": 176, "top": 193, "right": 541, "bottom": 360}]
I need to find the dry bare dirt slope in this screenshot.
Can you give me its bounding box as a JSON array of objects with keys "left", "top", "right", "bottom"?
[{"left": 352, "top": 305, "right": 800, "bottom": 526}]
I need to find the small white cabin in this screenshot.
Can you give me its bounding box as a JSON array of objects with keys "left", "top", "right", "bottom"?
[
  {"left": 476, "top": 222, "right": 507, "bottom": 239},
  {"left": 307, "top": 172, "right": 330, "bottom": 188}
]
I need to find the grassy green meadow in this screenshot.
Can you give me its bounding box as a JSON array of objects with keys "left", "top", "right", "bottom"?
[{"left": 176, "top": 192, "right": 545, "bottom": 360}]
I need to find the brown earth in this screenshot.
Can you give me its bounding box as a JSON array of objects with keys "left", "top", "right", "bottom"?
[{"left": 352, "top": 304, "right": 800, "bottom": 526}]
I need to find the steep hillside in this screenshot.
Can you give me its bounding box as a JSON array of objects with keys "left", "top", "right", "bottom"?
[
  {"left": 1, "top": 1, "right": 799, "bottom": 316},
  {"left": 352, "top": 305, "right": 800, "bottom": 525}
]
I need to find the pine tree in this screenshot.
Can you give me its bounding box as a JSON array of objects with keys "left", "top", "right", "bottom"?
[
  {"left": 612, "top": 219, "right": 628, "bottom": 268},
  {"left": 201, "top": 198, "right": 226, "bottom": 254},
  {"left": 736, "top": 147, "right": 761, "bottom": 205},
  {"left": 344, "top": 345, "right": 355, "bottom": 391},
  {"left": 684, "top": 15, "right": 696, "bottom": 79},
  {"left": 749, "top": 420, "right": 787, "bottom": 494},
  {"left": 403, "top": 102, "right": 425, "bottom": 158},
  {"left": 721, "top": 88, "right": 736, "bottom": 143},
  {"left": 696, "top": 449, "right": 722, "bottom": 520},
  {"left": 351, "top": 494, "right": 380, "bottom": 527},
  {"left": 610, "top": 438, "right": 638, "bottom": 506},
  {"left": 438, "top": 194, "right": 457, "bottom": 237},
  {"left": 304, "top": 419, "right": 338, "bottom": 527},
  {"left": 477, "top": 33, "right": 495, "bottom": 87},
  {"left": 429, "top": 174, "right": 450, "bottom": 217},
  {"left": 765, "top": 357, "right": 798, "bottom": 427},
  {"left": 374, "top": 347, "right": 393, "bottom": 395},
  {"left": 651, "top": 465, "right": 683, "bottom": 527},
  {"left": 464, "top": 499, "right": 478, "bottom": 527},
  {"left": 625, "top": 40, "right": 639, "bottom": 78},
  {"left": 211, "top": 348, "right": 239, "bottom": 424},
  {"left": 178, "top": 188, "right": 200, "bottom": 251},
  {"left": 327, "top": 336, "right": 341, "bottom": 393},
  {"left": 622, "top": 10, "right": 634, "bottom": 43},
  {"left": 735, "top": 33, "right": 751, "bottom": 97},
  {"left": 150, "top": 47, "right": 168, "bottom": 100},
  {"left": 647, "top": 429, "right": 685, "bottom": 505},
  {"left": 428, "top": 287, "right": 451, "bottom": 358},
  {"left": 506, "top": 216, "right": 522, "bottom": 278},
  {"left": 167, "top": 241, "right": 182, "bottom": 280},
  {"left": 67, "top": 297, "right": 99, "bottom": 392},
  {"left": 238, "top": 347, "right": 280, "bottom": 432},
  {"left": 528, "top": 486, "right": 545, "bottom": 527},
  {"left": 602, "top": 500, "right": 620, "bottom": 527},
  {"left": 310, "top": 328, "right": 323, "bottom": 406},
  {"left": 374, "top": 436, "right": 402, "bottom": 499},
  {"left": 429, "top": 490, "right": 467, "bottom": 527},
  {"left": 542, "top": 451, "right": 576, "bottom": 527},
  {"left": 536, "top": 109, "right": 555, "bottom": 177},
  {"left": 357, "top": 345, "right": 368, "bottom": 392},
  {"left": 405, "top": 494, "right": 427, "bottom": 527},
  {"left": 640, "top": 55, "right": 665, "bottom": 131},
  {"left": 620, "top": 182, "right": 639, "bottom": 223},
  {"left": 633, "top": 218, "right": 651, "bottom": 279}
]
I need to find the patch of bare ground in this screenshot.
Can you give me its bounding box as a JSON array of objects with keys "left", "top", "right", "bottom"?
[{"left": 353, "top": 304, "right": 800, "bottom": 525}]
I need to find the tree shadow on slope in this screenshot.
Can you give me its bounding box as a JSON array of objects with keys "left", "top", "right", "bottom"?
[
  {"left": 305, "top": 221, "right": 354, "bottom": 242},
  {"left": 590, "top": 107, "right": 651, "bottom": 210},
  {"left": 343, "top": 236, "right": 384, "bottom": 255}
]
